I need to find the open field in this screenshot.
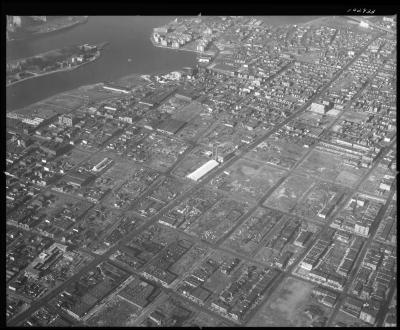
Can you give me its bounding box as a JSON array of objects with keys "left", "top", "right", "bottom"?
[
  {"left": 247, "top": 277, "right": 333, "bottom": 327},
  {"left": 73, "top": 83, "right": 130, "bottom": 103},
  {"left": 331, "top": 310, "right": 372, "bottom": 327},
  {"left": 115, "top": 74, "right": 149, "bottom": 89},
  {"left": 171, "top": 100, "right": 206, "bottom": 122},
  {"left": 264, "top": 174, "right": 315, "bottom": 213},
  {"left": 293, "top": 181, "right": 347, "bottom": 223},
  {"left": 245, "top": 137, "right": 309, "bottom": 169},
  {"left": 189, "top": 311, "right": 231, "bottom": 327},
  {"left": 198, "top": 122, "right": 241, "bottom": 146},
  {"left": 210, "top": 159, "right": 287, "bottom": 202},
  {"left": 11, "top": 92, "right": 84, "bottom": 118},
  {"left": 203, "top": 268, "right": 232, "bottom": 294},
  {"left": 296, "top": 111, "right": 337, "bottom": 129},
  {"left": 176, "top": 114, "right": 214, "bottom": 141},
  {"left": 158, "top": 95, "right": 191, "bottom": 115},
  {"left": 169, "top": 245, "right": 210, "bottom": 275},
  {"left": 296, "top": 150, "right": 366, "bottom": 187},
  {"left": 66, "top": 147, "right": 93, "bottom": 164},
  {"left": 13, "top": 102, "right": 59, "bottom": 119},
  {"left": 43, "top": 92, "right": 85, "bottom": 111},
  {"left": 86, "top": 295, "right": 142, "bottom": 326}
]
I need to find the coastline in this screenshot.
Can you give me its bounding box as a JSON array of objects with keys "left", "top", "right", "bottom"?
[
  {"left": 6, "top": 55, "right": 101, "bottom": 88},
  {"left": 7, "top": 41, "right": 108, "bottom": 88},
  {"left": 7, "top": 16, "right": 88, "bottom": 43},
  {"left": 31, "top": 16, "right": 89, "bottom": 36},
  {"left": 150, "top": 36, "right": 215, "bottom": 56},
  {"left": 7, "top": 21, "right": 201, "bottom": 112}
]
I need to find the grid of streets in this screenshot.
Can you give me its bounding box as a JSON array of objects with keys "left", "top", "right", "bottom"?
[{"left": 6, "top": 15, "right": 397, "bottom": 327}]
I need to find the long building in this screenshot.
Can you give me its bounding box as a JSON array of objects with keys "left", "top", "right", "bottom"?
[
  {"left": 103, "top": 84, "right": 131, "bottom": 94},
  {"left": 186, "top": 159, "right": 219, "bottom": 182}
]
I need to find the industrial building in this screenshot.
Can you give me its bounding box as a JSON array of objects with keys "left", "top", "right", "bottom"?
[
  {"left": 186, "top": 159, "right": 219, "bottom": 181},
  {"left": 91, "top": 157, "right": 114, "bottom": 173},
  {"left": 103, "top": 84, "right": 131, "bottom": 94},
  {"left": 310, "top": 102, "right": 333, "bottom": 114}
]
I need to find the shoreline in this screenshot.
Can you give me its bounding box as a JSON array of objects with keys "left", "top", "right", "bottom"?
[
  {"left": 6, "top": 55, "right": 101, "bottom": 88},
  {"left": 150, "top": 36, "right": 215, "bottom": 56},
  {"left": 7, "top": 42, "right": 108, "bottom": 88},
  {"left": 6, "top": 71, "right": 148, "bottom": 114},
  {"left": 31, "top": 16, "right": 89, "bottom": 36},
  {"left": 7, "top": 16, "right": 88, "bottom": 43},
  {"left": 6, "top": 38, "right": 197, "bottom": 112}
]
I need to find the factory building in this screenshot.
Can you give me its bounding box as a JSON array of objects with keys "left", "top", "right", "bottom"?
[
  {"left": 103, "top": 84, "right": 131, "bottom": 94},
  {"left": 187, "top": 159, "right": 219, "bottom": 182},
  {"left": 92, "top": 157, "right": 114, "bottom": 173}
]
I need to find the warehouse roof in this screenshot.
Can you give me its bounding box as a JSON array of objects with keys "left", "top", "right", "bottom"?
[{"left": 186, "top": 159, "right": 219, "bottom": 181}]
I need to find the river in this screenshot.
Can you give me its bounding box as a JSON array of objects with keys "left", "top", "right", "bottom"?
[{"left": 6, "top": 16, "right": 321, "bottom": 111}]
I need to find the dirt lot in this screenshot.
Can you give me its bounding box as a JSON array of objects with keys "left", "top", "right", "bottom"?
[
  {"left": 296, "top": 150, "right": 366, "bottom": 187},
  {"left": 210, "top": 159, "right": 287, "bottom": 202},
  {"left": 86, "top": 296, "right": 141, "bottom": 326},
  {"left": 248, "top": 276, "right": 332, "bottom": 327},
  {"left": 189, "top": 311, "right": 231, "bottom": 327},
  {"left": 264, "top": 174, "right": 315, "bottom": 213}
]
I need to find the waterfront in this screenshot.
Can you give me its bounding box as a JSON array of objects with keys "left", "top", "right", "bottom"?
[
  {"left": 6, "top": 16, "right": 321, "bottom": 111},
  {"left": 6, "top": 16, "right": 197, "bottom": 111}
]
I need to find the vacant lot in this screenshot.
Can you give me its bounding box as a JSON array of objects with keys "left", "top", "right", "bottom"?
[
  {"left": 169, "top": 245, "right": 209, "bottom": 276},
  {"left": 176, "top": 115, "right": 214, "bottom": 142},
  {"left": 331, "top": 310, "right": 372, "bottom": 327},
  {"left": 246, "top": 138, "right": 309, "bottom": 169},
  {"left": 296, "top": 150, "right": 365, "bottom": 186},
  {"left": 172, "top": 101, "right": 206, "bottom": 122},
  {"left": 189, "top": 311, "right": 231, "bottom": 327},
  {"left": 44, "top": 92, "right": 85, "bottom": 111},
  {"left": 264, "top": 174, "right": 315, "bottom": 213},
  {"left": 248, "top": 277, "right": 332, "bottom": 327},
  {"left": 211, "top": 159, "right": 287, "bottom": 202},
  {"left": 87, "top": 296, "right": 142, "bottom": 326}
]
